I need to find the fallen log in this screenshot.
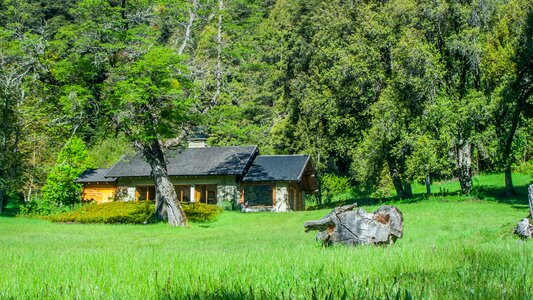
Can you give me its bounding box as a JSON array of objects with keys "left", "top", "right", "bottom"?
[
  {"left": 304, "top": 204, "right": 403, "bottom": 246},
  {"left": 514, "top": 184, "right": 533, "bottom": 239}
]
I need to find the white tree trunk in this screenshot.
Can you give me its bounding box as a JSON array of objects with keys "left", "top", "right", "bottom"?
[
  {"left": 456, "top": 138, "right": 472, "bottom": 193},
  {"left": 211, "top": 0, "right": 224, "bottom": 108},
  {"left": 177, "top": 0, "right": 198, "bottom": 55}
]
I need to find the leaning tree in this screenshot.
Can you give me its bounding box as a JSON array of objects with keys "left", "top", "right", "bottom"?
[{"left": 107, "top": 47, "right": 193, "bottom": 226}]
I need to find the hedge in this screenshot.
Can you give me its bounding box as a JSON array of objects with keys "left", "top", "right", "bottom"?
[{"left": 47, "top": 201, "right": 222, "bottom": 224}]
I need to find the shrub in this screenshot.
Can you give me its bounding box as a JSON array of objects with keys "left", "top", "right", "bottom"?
[
  {"left": 514, "top": 159, "right": 533, "bottom": 177},
  {"left": 181, "top": 202, "right": 222, "bottom": 222},
  {"left": 19, "top": 196, "right": 73, "bottom": 216},
  {"left": 47, "top": 201, "right": 154, "bottom": 224},
  {"left": 321, "top": 174, "right": 354, "bottom": 203},
  {"left": 46, "top": 201, "right": 222, "bottom": 224}
]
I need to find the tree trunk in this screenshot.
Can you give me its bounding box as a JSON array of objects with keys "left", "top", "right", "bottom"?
[
  {"left": 142, "top": 140, "right": 187, "bottom": 226},
  {"left": 304, "top": 204, "right": 404, "bottom": 246},
  {"left": 177, "top": 0, "right": 198, "bottom": 55},
  {"left": 425, "top": 174, "right": 431, "bottom": 195},
  {"left": 0, "top": 190, "right": 5, "bottom": 214},
  {"left": 504, "top": 167, "right": 514, "bottom": 197},
  {"left": 388, "top": 160, "right": 404, "bottom": 198},
  {"left": 211, "top": 0, "right": 224, "bottom": 108},
  {"left": 388, "top": 160, "right": 412, "bottom": 199},
  {"left": 402, "top": 181, "right": 412, "bottom": 198},
  {"left": 456, "top": 139, "right": 472, "bottom": 194}
]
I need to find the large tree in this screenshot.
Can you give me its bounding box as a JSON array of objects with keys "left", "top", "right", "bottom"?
[
  {"left": 487, "top": 1, "right": 533, "bottom": 196},
  {"left": 107, "top": 46, "right": 192, "bottom": 226},
  {"left": 0, "top": 29, "right": 27, "bottom": 212}
]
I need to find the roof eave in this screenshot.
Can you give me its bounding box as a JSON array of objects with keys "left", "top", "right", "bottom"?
[{"left": 296, "top": 155, "right": 311, "bottom": 182}]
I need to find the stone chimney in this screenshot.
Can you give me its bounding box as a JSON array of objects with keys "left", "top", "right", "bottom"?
[
  {"left": 188, "top": 138, "right": 207, "bottom": 148},
  {"left": 187, "top": 132, "right": 208, "bottom": 148}
]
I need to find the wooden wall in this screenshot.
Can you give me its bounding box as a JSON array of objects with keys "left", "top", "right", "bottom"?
[{"left": 82, "top": 183, "right": 117, "bottom": 203}]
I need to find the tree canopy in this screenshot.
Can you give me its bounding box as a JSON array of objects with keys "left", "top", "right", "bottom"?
[{"left": 0, "top": 0, "right": 531, "bottom": 211}]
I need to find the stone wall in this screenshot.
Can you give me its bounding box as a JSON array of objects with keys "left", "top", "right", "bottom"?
[
  {"left": 217, "top": 185, "right": 238, "bottom": 205},
  {"left": 274, "top": 182, "right": 289, "bottom": 212}
]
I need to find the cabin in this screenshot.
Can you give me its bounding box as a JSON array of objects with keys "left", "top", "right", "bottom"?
[
  {"left": 75, "top": 169, "right": 117, "bottom": 203},
  {"left": 75, "top": 144, "right": 318, "bottom": 212}
]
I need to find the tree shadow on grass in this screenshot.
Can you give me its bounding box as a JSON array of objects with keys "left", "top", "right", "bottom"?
[
  {"left": 315, "top": 183, "right": 531, "bottom": 210},
  {"left": 469, "top": 184, "right": 530, "bottom": 205},
  {"left": 0, "top": 203, "right": 19, "bottom": 217}
]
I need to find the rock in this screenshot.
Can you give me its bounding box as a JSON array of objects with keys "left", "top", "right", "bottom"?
[
  {"left": 304, "top": 204, "right": 403, "bottom": 246},
  {"left": 515, "top": 218, "right": 532, "bottom": 239}
]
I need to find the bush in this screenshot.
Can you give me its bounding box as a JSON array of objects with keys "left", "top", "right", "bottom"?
[
  {"left": 181, "top": 202, "right": 222, "bottom": 222},
  {"left": 47, "top": 201, "right": 154, "bottom": 224},
  {"left": 19, "top": 196, "right": 73, "bottom": 216},
  {"left": 321, "top": 174, "right": 354, "bottom": 203},
  {"left": 514, "top": 159, "right": 533, "bottom": 177},
  {"left": 46, "top": 201, "right": 222, "bottom": 224}
]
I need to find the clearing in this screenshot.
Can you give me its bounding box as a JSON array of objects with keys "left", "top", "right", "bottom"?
[{"left": 0, "top": 173, "right": 532, "bottom": 299}]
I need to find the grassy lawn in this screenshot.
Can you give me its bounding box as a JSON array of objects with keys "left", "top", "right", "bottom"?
[
  {"left": 411, "top": 172, "right": 532, "bottom": 200},
  {"left": 1, "top": 174, "right": 532, "bottom": 299}
]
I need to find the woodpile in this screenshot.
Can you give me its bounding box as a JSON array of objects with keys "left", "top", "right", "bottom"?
[{"left": 304, "top": 204, "right": 403, "bottom": 246}]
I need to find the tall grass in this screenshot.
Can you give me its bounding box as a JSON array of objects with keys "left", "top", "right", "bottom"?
[{"left": 1, "top": 198, "right": 531, "bottom": 299}]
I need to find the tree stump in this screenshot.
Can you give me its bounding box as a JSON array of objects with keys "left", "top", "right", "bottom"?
[
  {"left": 515, "top": 218, "right": 532, "bottom": 239},
  {"left": 514, "top": 184, "right": 533, "bottom": 239},
  {"left": 304, "top": 204, "right": 403, "bottom": 246}
]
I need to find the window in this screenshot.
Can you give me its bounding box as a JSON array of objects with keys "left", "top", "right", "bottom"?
[
  {"left": 174, "top": 185, "right": 191, "bottom": 202},
  {"left": 195, "top": 185, "right": 218, "bottom": 204},
  {"left": 243, "top": 185, "right": 273, "bottom": 206},
  {"left": 136, "top": 186, "right": 155, "bottom": 201}
]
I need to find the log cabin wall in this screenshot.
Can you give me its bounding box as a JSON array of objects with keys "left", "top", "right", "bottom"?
[
  {"left": 82, "top": 183, "right": 117, "bottom": 203},
  {"left": 289, "top": 182, "right": 304, "bottom": 211}
]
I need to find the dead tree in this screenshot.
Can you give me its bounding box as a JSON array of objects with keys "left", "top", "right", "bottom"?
[{"left": 304, "top": 204, "right": 403, "bottom": 246}]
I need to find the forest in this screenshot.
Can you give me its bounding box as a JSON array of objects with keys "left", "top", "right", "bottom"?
[{"left": 0, "top": 0, "right": 532, "bottom": 214}]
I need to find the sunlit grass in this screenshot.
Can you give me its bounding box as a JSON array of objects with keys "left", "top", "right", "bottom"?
[
  {"left": 1, "top": 197, "right": 532, "bottom": 299},
  {"left": 411, "top": 172, "right": 532, "bottom": 195}
]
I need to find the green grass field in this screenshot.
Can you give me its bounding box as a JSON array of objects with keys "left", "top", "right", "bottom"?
[{"left": 1, "top": 173, "right": 532, "bottom": 299}]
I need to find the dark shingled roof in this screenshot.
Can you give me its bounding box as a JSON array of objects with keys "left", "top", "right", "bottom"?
[
  {"left": 75, "top": 168, "right": 116, "bottom": 183},
  {"left": 106, "top": 146, "right": 258, "bottom": 178},
  {"left": 242, "top": 155, "right": 310, "bottom": 182}
]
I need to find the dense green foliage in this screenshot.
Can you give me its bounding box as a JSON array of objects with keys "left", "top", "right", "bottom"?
[
  {"left": 18, "top": 196, "right": 72, "bottom": 216},
  {"left": 44, "top": 201, "right": 221, "bottom": 223},
  {"left": 0, "top": 0, "right": 531, "bottom": 205},
  {"left": 42, "top": 136, "right": 92, "bottom": 206},
  {"left": 1, "top": 195, "right": 531, "bottom": 298},
  {"left": 319, "top": 173, "right": 354, "bottom": 204},
  {"left": 18, "top": 136, "right": 92, "bottom": 215}
]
